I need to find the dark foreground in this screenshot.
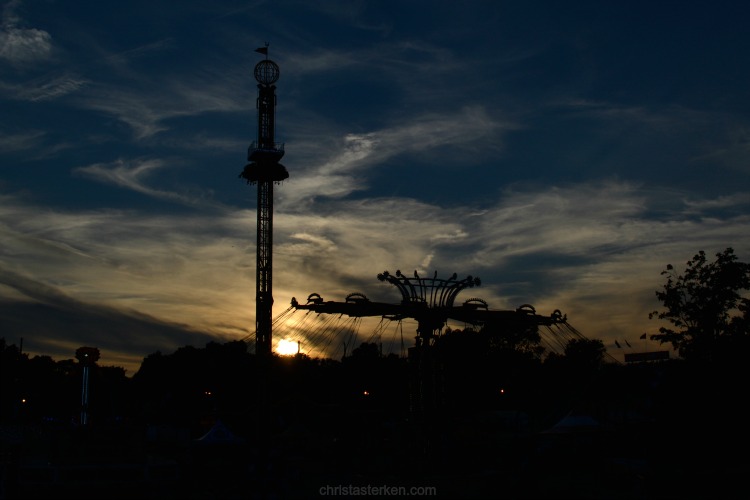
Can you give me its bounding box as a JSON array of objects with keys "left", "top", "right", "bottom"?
[{"left": 2, "top": 407, "right": 747, "bottom": 500}]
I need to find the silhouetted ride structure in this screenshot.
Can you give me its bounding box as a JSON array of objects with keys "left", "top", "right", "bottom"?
[
  {"left": 241, "top": 269, "right": 595, "bottom": 431},
  {"left": 236, "top": 46, "right": 595, "bottom": 478},
  {"left": 239, "top": 44, "right": 288, "bottom": 359},
  {"left": 239, "top": 43, "right": 287, "bottom": 491},
  {"left": 243, "top": 269, "right": 587, "bottom": 361}
]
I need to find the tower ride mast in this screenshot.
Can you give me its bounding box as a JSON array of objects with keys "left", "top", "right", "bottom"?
[
  {"left": 240, "top": 45, "right": 289, "bottom": 358},
  {"left": 239, "top": 48, "right": 288, "bottom": 485}
]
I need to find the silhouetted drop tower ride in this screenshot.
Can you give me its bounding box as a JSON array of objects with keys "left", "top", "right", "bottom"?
[
  {"left": 239, "top": 46, "right": 288, "bottom": 477},
  {"left": 240, "top": 45, "right": 289, "bottom": 358}
]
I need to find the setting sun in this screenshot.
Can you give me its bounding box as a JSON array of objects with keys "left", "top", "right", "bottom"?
[{"left": 276, "top": 339, "right": 299, "bottom": 356}]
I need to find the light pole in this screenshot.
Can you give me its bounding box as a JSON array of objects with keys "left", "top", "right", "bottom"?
[{"left": 75, "top": 346, "right": 100, "bottom": 426}]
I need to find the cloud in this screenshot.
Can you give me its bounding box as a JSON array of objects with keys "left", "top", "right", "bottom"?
[
  {"left": 689, "top": 125, "right": 750, "bottom": 174},
  {"left": 1, "top": 174, "right": 748, "bottom": 371},
  {"left": 73, "top": 158, "right": 226, "bottom": 208},
  {"left": 74, "top": 90, "right": 172, "bottom": 139},
  {"left": 0, "top": 197, "right": 254, "bottom": 374},
  {"left": 1, "top": 1, "right": 748, "bottom": 371},
  {"left": 74, "top": 158, "right": 166, "bottom": 194},
  {"left": 101, "top": 38, "right": 177, "bottom": 70},
  {"left": 284, "top": 49, "right": 360, "bottom": 75},
  {"left": 15, "top": 74, "right": 89, "bottom": 101},
  {"left": 67, "top": 69, "right": 252, "bottom": 139},
  {"left": 0, "top": 0, "right": 52, "bottom": 63},
  {"left": 160, "top": 133, "right": 247, "bottom": 153},
  {"left": 0, "top": 283, "right": 218, "bottom": 377},
  {"left": 0, "top": 130, "right": 45, "bottom": 152},
  {"left": 281, "top": 106, "right": 513, "bottom": 206},
  {"left": 0, "top": 27, "right": 51, "bottom": 62}
]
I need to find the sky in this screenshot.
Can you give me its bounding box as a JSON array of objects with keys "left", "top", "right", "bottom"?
[{"left": 1, "top": 0, "right": 749, "bottom": 375}]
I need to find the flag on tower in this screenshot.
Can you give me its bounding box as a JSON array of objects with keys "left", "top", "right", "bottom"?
[
  {"left": 255, "top": 46, "right": 268, "bottom": 55},
  {"left": 640, "top": 333, "right": 647, "bottom": 340}
]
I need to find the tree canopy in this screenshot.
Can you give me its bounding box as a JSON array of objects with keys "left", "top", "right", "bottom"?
[{"left": 649, "top": 247, "right": 750, "bottom": 362}]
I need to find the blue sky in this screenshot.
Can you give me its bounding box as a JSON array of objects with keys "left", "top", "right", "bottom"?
[{"left": 1, "top": 0, "right": 749, "bottom": 374}]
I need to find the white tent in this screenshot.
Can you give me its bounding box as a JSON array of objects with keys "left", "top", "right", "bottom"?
[
  {"left": 194, "top": 419, "right": 245, "bottom": 445},
  {"left": 542, "top": 411, "right": 602, "bottom": 434}
]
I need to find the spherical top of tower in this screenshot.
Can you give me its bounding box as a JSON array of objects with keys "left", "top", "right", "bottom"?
[{"left": 254, "top": 59, "right": 280, "bottom": 85}]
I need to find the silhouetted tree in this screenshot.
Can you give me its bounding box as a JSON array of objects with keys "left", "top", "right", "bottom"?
[
  {"left": 349, "top": 341, "right": 380, "bottom": 359},
  {"left": 132, "top": 341, "right": 256, "bottom": 428},
  {"left": 564, "top": 338, "right": 606, "bottom": 369},
  {"left": 484, "top": 322, "right": 546, "bottom": 358},
  {"left": 648, "top": 247, "right": 750, "bottom": 362},
  {"left": 341, "top": 341, "right": 407, "bottom": 409},
  {"left": 437, "top": 326, "right": 546, "bottom": 413}
]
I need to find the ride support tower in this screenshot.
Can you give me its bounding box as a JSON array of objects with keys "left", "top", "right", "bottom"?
[
  {"left": 240, "top": 44, "right": 289, "bottom": 358},
  {"left": 239, "top": 47, "right": 288, "bottom": 489}
]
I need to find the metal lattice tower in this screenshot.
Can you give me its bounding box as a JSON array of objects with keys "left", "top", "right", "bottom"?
[
  {"left": 240, "top": 45, "right": 289, "bottom": 357},
  {"left": 239, "top": 48, "right": 288, "bottom": 486}
]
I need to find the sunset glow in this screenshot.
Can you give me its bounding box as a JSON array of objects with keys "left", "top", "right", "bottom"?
[
  {"left": 0, "top": 1, "right": 747, "bottom": 374},
  {"left": 276, "top": 339, "right": 299, "bottom": 356}
]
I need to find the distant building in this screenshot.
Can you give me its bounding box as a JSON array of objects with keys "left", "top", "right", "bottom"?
[{"left": 624, "top": 351, "right": 670, "bottom": 363}]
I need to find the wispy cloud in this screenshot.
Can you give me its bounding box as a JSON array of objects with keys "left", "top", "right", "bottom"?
[
  {"left": 682, "top": 193, "right": 750, "bottom": 212},
  {"left": 1, "top": 175, "right": 748, "bottom": 370},
  {"left": 1, "top": 0, "right": 749, "bottom": 372},
  {"left": 0, "top": 195, "right": 252, "bottom": 337},
  {"left": 284, "top": 48, "right": 361, "bottom": 75},
  {"left": 74, "top": 89, "right": 172, "bottom": 139},
  {"left": 74, "top": 158, "right": 165, "bottom": 193},
  {"left": 689, "top": 125, "right": 750, "bottom": 174},
  {"left": 67, "top": 69, "right": 252, "bottom": 139},
  {"left": 73, "top": 158, "right": 224, "bottom": 208},
  {"left": 15, "top": 74, "right": 89, "bottom": 101},
  {"left": 282, "top": 106, "right": 512, "bottom": 206},
  {"left": 0, "top": 0, "right": 52, "bottom": 64},
  {"left": 101, "top": 38, "right": 177, "bottom": 70},
  {"left": 0, "top": 269, "right": 217, "bottom": 375},
  {"left": 0, "top": 130, "right": 44, "bottom": 152}
]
